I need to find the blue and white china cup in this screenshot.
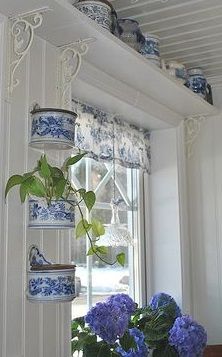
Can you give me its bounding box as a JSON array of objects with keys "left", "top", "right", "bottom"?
[
  {"left": 30, "top": 107, "right": 77, "bottom": 150},
  {"left": 74, "top": 0, "right": 113, "bottom": 31},
  {"left": 140, "top": 33, "right": 160, "bottom": 66},
  {"left": 28, "top": 199, "right": 75, "bottom": 229},
  {"left": 27, "top": 245, "right": 76, "bottom": 303},
  {"left": 186, "top": 68, "right": 207, "bottom": 98}
]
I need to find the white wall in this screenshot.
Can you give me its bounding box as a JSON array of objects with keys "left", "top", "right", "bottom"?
[
  {"left": 186, "top": 108, "right": 222, "bottom": 344},
  {"left": 0, "top": 16, "right": 71, "bottom": 357},
  {"left": 149, "top": 128, "right": 182, "bottom": 306}
]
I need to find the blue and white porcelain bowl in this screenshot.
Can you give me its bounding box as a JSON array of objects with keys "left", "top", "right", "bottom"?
[
  {"left": 27, "top": 246, "right": 76, "bottom": 303},
  {"left": 186, "top": 68, "right": 207, "bottom": 98},
  {"left": 28, "top": 199, "right": 75, "bottom": 229},
  {"left": 74, "top": 0, "right": 112, "bottom": 31},
  {"left": 140, "top": 33, "right": 160, "bottom": 60},
  {"left": 30, "top": 108, "right": 77, "bottom": 150}
]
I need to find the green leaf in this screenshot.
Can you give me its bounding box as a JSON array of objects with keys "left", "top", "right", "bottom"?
[
  {"left": 83, "top": 191, "right": 96, "bottom": 212},
  {"left": 119, "top": 330, "right": 137, "bottom": 352},
  {"left": 87, "top": 246, "right": 96, "bottom": 256},
  {"left": 65, "top": 153, "right": 86, "bottom": 168},
  {"left": 152, "top": 345, "right": 178, "bottom": 357},
  {"left": 76, "top": 219, "right": 92, "bottom": 238},
  {"left": 24, "top": 176, "right": 46, "bottom": 198},
  {"left": 39, "top": 155, "right": 51, "bottom": 178},
  {"left": 96, "top": 245, "right": 108, "bottom": 255},
  {"left": 54, "top": 177, "right": 67, "bottom": 199},
  {"left": 91, "top": 219, "right": 105, "bottom": 237},
  {"left": 116, "top": 252, "right": 125, "bottom": 267},
  {"left": 50, "top": 166, "right": 64, "bottom": 179},
  {"left": 19, "top": 183, "right": 28, "bottom": 203},
  {"left": 5, "top": 175, "right": 23, "bottom": 198}
]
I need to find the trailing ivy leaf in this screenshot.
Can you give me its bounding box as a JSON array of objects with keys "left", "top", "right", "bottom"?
[
  {"left": 87, "top": 246, "right": 96, "bottom": 256},
  {"left": 28, "top": 176, "right": 47, "bottom": 197},
  {"left": 76, "top": 219, "right": 92, "bottom": 238},
  {"left": 91, "top": 219, "right": 105, "bottom": 237},
  {"left": 78, "top": 188, "right": 86, "bottom": 196},
  {"left": 116, "top": 252, "right": 125, "bottom": 267},
  {"left": 54, "top": 177, "right": 67, "bottom": 199},
  {"left": 39, "top": 155, "right": 51, "bottom": 178},
  {"left": 19, "top": 183, "right": 28, "bottom": 203},
  {"left": 97, "top": 245, "right": 108, "bottom": 255},
  {"left": 65, "top": 153, "right": 86, "bottom": 169},
  {"left": 87, "top": 245, "right": 108, "bottom": 256},
  {"left": 83, "top": 191, "right": 96, "bottom": 211},
  {"left": 5, "top": 175, "right": 23, "bottom": 198},
  {"left": 49, "top": 166, "right": 64, "bottom": 179}
]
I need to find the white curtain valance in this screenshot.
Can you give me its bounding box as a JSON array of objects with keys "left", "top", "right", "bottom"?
[{"left": 72, "top": 99, "right": 151, "bottom": 173}]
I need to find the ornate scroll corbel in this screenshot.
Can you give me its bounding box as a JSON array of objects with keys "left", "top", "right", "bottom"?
[
  {"left": 8, "top": 8, "right": 48, "bottom": 95},
  {"left": 184, "top": 115, "right": 206, "bottom": 159},
  {"left": 58, "top": 38, "right": 95, "bottom": 109}
]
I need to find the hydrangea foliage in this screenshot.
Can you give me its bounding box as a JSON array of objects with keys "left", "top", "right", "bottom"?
[{"left": 71, "top": 292, "right": 207, "bottom": 357}]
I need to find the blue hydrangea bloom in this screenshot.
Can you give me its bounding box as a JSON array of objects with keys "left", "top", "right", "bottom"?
[
  {"left": 169, "top": 315, "right": 207, "bottom": 357},
  {"left": 85, "top": 301, "right": 129, "bottom": 344},
  {"left": 149, "top": 292, "right": 181, "bottom": 317},
  {"left": 107, "top": 293, "right": 137, "bottom": 317},
  {"left": 116, "top": 328, "right": 149, "bottom": 357}
]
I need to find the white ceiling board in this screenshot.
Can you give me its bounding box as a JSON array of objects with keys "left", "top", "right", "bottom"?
[{"left": 0, "top": 0, "right": 218, "bottom": 117}]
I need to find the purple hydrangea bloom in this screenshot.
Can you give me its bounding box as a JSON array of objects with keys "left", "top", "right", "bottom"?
[
  {"left": 107, "top": 293, "right": 137, "bottom": 317},
  {"left": 149, "top": 292, "right": 181, "bottom": 317},
  {"left": 169, "top": 315, "right": 207, "bottom": 357},
  {"left": 116, "top": 328, "right": 149, "bottom": 357},
  {"left": 85, "top": 301, "right": 129, "bottom": 344}
]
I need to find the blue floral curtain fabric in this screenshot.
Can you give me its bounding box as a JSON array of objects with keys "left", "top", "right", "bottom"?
[{"left": 72, "top": 99, "right": 151, "bottom": 173}]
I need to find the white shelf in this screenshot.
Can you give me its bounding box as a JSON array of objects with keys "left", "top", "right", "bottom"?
[{"left": 1, "top": 0, "right": 218, "bottom": 128}]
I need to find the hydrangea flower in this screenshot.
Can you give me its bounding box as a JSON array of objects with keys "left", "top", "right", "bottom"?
[
  {"left": 169, "top": 315, "right": 207, "bottom": 357},
  {"left": 149, "top": 292, "right": 181, "bottom": 317},
  {"left": 116, "top": 328, "right": 149, "bottom": 357},
  {"left": 85, "top": 300, "right": 129, "bottom": 344},
  {"left": 107, "top": 293, "right": 137, "bottom": 316}
]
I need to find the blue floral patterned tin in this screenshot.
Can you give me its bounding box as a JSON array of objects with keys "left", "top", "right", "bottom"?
[
  {"left": 75, "top": 0, "right": 112, "bottom": 31},
  {"left": 30, "top": 108, "right": 77, "bottom": 150},
  {"left": 28, "top": 199, "right": 75, "bottom": 229},
  {"left": 186, "top": 68, "right": 207, "bottom": 98},
  {"left": 27, "top": 245, "right": 76, "bottom": 302}
]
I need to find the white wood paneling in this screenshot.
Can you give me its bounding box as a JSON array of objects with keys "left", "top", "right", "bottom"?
[
  {"left": 186, "top": 110, "right": 222, "bottom": 344},
  {"left": 150, "top": 128, "right": 182, "bottom": 305},
  {"left": 0, "top": 15, "right": 71, "bottom": 357}
]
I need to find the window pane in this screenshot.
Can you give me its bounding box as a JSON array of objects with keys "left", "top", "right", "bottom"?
[{"left": 71, "top": 159, "right": 140, "bottom": 320}]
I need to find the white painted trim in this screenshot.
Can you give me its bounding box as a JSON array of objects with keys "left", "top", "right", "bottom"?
[
  {"left": 0, "top": 15, "right": 11, "bottom": 357},
  {"left": 140, "top": 171, "right": 153, "bottom": 304},
  {"left": 176, "top": 122, "right": 192, "bottom": 313}
]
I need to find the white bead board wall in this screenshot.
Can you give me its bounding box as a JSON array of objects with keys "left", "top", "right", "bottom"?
[
  {"left": 186, "top": 112, "right": 222, "bottom": 344},
  {"left": 0, "top": 15, "right": 71, "bottom": 357}
]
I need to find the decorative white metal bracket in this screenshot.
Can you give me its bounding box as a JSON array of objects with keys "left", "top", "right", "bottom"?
[
  {"left": 184, "top": 115, "right": 206, "bottom": 159},
  {"left": 58, "top": 38, "right": 95, "bottom": 109},
  {"left": 8, "top": 8, "right": 49, "bottom": 96}
]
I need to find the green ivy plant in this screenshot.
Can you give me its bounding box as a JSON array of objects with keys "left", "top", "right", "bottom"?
[{"left": 5, "top": 153, "right": 125, "bottom": 266}]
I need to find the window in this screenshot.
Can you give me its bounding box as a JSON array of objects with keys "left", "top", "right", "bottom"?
[{"left": 71, "top": 157, "right": 143, "bottom": 319}]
